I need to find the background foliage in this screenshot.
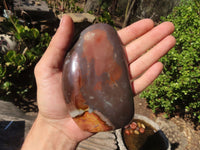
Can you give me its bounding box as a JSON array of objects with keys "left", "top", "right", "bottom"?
[
  {"left": 0, "top": 17, "right": 51, "bottom": 103},
  {"left": 1, "top": 0, "right": 200, "bottom": 124},
  {"left": 0, "top": 0, "right": 115, "bottom": 108},
  {"left": 140, "top": 0, "right": 200, "bottom": 123}
]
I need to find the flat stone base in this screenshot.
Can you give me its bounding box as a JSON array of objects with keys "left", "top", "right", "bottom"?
[{"left": 13, "top": 0, "right": 55, "bottom": 21}]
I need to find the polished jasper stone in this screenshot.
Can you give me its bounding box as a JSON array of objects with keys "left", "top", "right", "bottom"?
[{"left": 62, "top": 23, "right": 134, "bottom": 132}]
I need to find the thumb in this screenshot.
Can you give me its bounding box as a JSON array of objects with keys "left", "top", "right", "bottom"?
[{"left": 35, "top": 15, "right": 74, "bottom": 75}]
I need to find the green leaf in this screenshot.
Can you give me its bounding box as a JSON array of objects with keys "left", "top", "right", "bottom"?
[
  {"left": 4, "top": 50, "right": 17, "bottom": 62},
  {"left": 32, "top": 28, "right": 40, "bottom": 39},
  {"left": 0, "top": 65, "right": 6, "bottom": 78},
  {"left": 1, "top": 81, "right": 12, "bottom": 90},
  {"left": 141, "top": 0, "right": 200, "bottom": 124}
]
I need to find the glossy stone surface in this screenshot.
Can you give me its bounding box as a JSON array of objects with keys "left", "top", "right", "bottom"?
[{"left": 62, "top": 23, "right": 134, "bottom": 132}]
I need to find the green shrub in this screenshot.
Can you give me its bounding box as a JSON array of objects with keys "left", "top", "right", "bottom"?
[
  {"left": 0, "top": 17, "right": 51, "bottom": 103},
  {"left": 140, "top": 0, "right": 200, "bottom": 123},
  {"left": 98, "top": 11, "right": 114, "bottom": 26}
]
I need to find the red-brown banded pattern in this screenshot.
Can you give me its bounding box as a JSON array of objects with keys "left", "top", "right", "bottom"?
[{"left": 62, "top": 23, "right": 134, "bottom": 132}]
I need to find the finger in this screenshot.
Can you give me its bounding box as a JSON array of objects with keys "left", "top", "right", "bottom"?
[
  {"left": 118, "top": 19, "right": 154, "bottom": 45},
  {"left": 37, "top": 15, "right": 74, "bottom": 72},
  {"left": 132, "top": 62, "right": 163, "bottom": 94},
  {"left": 126, "top": 22, "right": 175, "bottom": 63},
  {"left": 130, "top": 35, "right": 176, "bottom": 79}
]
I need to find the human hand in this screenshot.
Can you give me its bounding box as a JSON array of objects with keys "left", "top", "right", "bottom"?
[
  {"left": 22, "top": 15, "right": 175, "bottom": 150},
  {"left": 118, "top": 19, "right": 175, "bottom": 94}
]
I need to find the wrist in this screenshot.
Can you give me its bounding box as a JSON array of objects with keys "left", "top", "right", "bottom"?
[{"left": 21, "top": 115, "right": 77, "bottom": 150}]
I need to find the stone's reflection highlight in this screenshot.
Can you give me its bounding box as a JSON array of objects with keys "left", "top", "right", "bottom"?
[{"left": 62, "top": 23, "right": 134, "bottom": 132}]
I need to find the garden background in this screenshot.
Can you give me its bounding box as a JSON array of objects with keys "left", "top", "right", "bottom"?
[{"left": 0, "top": 0, "right": 200, "bottom": 149}]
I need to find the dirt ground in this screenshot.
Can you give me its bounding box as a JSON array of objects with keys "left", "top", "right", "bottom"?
[
  {"left": 134, "top": 95, "right": 200, "bottom": 150},
  {"left": 134, "top": 95, "right": 156, "bottom": 121}
]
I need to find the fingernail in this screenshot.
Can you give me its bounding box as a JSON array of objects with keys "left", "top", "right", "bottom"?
[{"left": 59, "top": 15, "right": 64, "bottom": 27}]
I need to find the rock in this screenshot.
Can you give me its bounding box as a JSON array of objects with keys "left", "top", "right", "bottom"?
[
  {"left": 115, "top": 129, "right": 127, "bottom": 150},
  {"left": 59, "top": 13, "right": 96, "bottom": 24},
  {"left": 0, "top": 34, "right": 17, "bottom": 53},
  {"left": 14, "top": 0, "right": 49, "bottom": 12},
  {"left": 0, "top": 100, "right": 36, "bottom": 135},
  {"left": 62, "top": 23, "right": 134, "bottom": 132},
  {"left": 13, "top": 0, "right": 59, "bottom": 35},
  {"left": 130, "top": 0, "right": 180, "bottom": 22},
  {"left": 156, "top": 117, "right": 188, "bottom": 150},
  {"left": 83, "top": 0, "right": 180, "bottom": 24},
  {"left": 0, "top": 100, "right": 24, "bottom": 118},
  {"left": 77, "top": 131, "right": 117, "bottom": 150},
  {"left": 171, "top": 117, "right": 200, "bottom": 150},
  {"left": 13, "top": 0, "right": 55, "bottom": 21},
  {"left": 58, "top": 13, "right": 96, "bottom": 40}
]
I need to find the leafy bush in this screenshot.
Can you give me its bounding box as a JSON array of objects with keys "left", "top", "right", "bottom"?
[
  {"left": 0, "top": 17, "right": 51, "bottom": 103},
  {"left": 98, "top": 11, "right": 114, "bottom": 26},
  {"left": 140, "top": 0, "right": 200, "bottom": 123}
]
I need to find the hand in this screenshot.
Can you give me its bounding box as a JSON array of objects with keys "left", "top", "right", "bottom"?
[
  {"left": 118, "top": 19, "right": 175, "bottom": 94},
  {"left": 22, "top": 15, "right": 175, "bottom": 149}
]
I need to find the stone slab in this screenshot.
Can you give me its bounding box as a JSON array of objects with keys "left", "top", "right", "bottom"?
[
  {"left": 13, "top": 0, "right": 55, "bottom": 21},
  {"left": 58, "top": 13, "right": 96, "bottom": 23},
  {"left": 13, "top": 0, "right": 49, "bottom": 12}
]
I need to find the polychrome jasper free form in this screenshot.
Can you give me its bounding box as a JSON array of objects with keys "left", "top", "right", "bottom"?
[{"left": 62, "top": 23, "right": 134, "bottom": 132}]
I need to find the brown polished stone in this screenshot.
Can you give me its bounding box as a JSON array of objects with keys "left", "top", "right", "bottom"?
[{"left": 62, "top": 23, "right": 134, "bottom": 132}]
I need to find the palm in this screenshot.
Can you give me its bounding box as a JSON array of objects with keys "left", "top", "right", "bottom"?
[{"left": 34, "top": 15, "right": 175, "bottom": 142}]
